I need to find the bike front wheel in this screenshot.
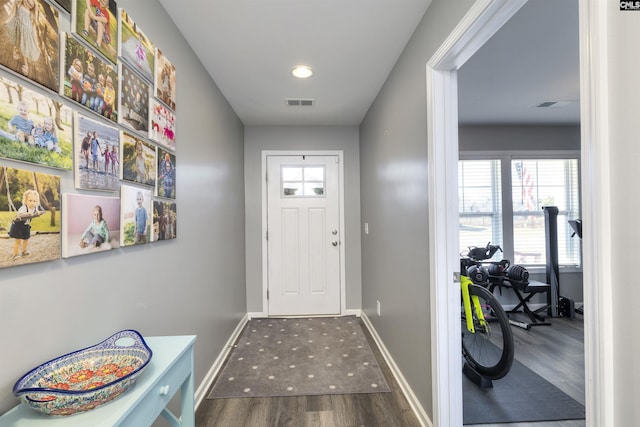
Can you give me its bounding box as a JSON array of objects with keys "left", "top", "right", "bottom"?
[{"left": 462, "top": 284, "right": 514, "bottom": 380}]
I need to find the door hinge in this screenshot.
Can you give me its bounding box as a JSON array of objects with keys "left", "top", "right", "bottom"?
[
  {"left": 266, "top": 231, "right": 268, "bottom": 240},
  {"left": 453, "top": 272, "right": 460, "bottom": 283},
  {"left": 267, "top": 289, "right": 269, "bottom": 300}
]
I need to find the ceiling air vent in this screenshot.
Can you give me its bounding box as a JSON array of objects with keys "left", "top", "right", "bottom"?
[{"left": 286, "top": 98, "right": 315, "bottom": 107}]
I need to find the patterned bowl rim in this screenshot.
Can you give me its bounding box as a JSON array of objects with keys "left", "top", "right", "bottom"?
[{"left": 12, "top": 329, "right": 152, "bottom": 398}]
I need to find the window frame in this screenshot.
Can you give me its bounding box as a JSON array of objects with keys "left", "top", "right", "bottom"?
[{"left": 459, "top": 150, "right": 582, "bottom": 273}]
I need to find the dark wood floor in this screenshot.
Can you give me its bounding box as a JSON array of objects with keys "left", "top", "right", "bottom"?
[{"left": 196, "top": 315, "right": 585, "bottom": 427}]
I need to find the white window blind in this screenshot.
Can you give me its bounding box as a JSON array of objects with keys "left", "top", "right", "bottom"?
[
  {"left": 458, "top": 159, "right": 503, "bottom": 259},
  {"left": 511, "top": 159, "right": 580, "bottom": 266}
]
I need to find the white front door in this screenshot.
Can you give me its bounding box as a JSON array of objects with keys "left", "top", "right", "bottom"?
[{"left": 266, "top": 155, "right": 341, "bottom": 316}]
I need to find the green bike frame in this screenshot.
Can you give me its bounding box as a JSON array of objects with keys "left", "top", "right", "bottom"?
[{"left": 461, "top": 274, "right": 487, "bottom": 334}]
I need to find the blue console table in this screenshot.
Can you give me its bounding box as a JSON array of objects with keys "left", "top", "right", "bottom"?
[{"left": 0, "top": 335, "right": 196, "bottom": 427}]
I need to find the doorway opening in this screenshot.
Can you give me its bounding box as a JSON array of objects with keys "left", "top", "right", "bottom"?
[{"left": 425, "top": 0, "right": 605, "bottom": 425}]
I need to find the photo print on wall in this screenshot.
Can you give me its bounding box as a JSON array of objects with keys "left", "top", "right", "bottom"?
[
  {"left": 155, "top": 149, "right": 175, "bottom": 199},
  {"left": 117, "top": 9, "right": 154, "bottom": 83},
  {"left": 154, "top": 48, "right": 175, "bottom": 111},
  {"left": 120, "top": 131, "right": 155, "bottom": 187},
  {"left": 62, "top": 32, "right": 118, "bottom": 122},
  {"left": 74, "top": 112, "right": 120, "bottom": 191},
  {"left": 149, "top": 97, "right": 174, "bottom": 151},
  {"left": 0, "top": 74, "right": 72, "bottom": 170},
  {"left": 119, "top": 183, "right": 150, "bottom": 246},
  {"left": 0, "top": 0, "right": 60, "bottom": 92},
  {"left": 0, "top": 165, "right": 61, "bottom": 269},
  {"left": 61, "top": 192, "right": 120, "bottom": 258},
  {"left": 152, "top": 199, "right": 176, "bottom": 242},
  {"left": 72, "top": 0, "right": 118, "bottom": 64},
  {"left": 118, "top": 62, "right": 149, "bottom": 134}
]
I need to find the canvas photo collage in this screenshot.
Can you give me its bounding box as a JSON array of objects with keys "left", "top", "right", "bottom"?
[{"left": 0, "top": 0, "right": 177, "bottom": 269}]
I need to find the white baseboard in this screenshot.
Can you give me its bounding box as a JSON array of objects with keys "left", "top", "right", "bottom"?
[
  {"left": 249, "top": 309, "right": 361, "bottom": 319},
  {"left": 194, "top": 313, "right": 249, "bottom": 410},
  {"left": 360, "top": 312, "right": 432, "bottom": 427},
  {"left": 248, "top": 311, "right": 267, "bottom": 319},
  {"left": 343, "top": 308, "right": 361, "bottom": 317}
]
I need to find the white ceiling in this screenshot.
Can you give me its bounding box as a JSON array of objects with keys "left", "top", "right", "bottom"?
[{"left": 159, "top": 0, "right": 580, "bottom": 127}]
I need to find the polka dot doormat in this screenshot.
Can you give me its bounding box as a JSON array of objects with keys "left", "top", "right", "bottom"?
[{"left": 207, "top": 316, "right": 391, "bottom": 398}]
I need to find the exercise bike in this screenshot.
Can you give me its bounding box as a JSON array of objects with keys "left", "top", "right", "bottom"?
[{"left": 460, "top": 243, "right": 519, "bottom": 380}]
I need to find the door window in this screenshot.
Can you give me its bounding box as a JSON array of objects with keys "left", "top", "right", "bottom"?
[{"left": 281, "top": 166, "right": 325, "bottom": 197}]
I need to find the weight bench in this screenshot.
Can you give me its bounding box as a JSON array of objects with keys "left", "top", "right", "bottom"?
[
  {"left": 491, "top": 279, "right": 552, "bottom": 330},
  {"left": 507, "top": 279, "right": 552, "bottom": 329}
]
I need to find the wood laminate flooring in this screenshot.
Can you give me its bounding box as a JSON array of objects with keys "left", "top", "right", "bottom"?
[{"left": 196, "top": 315, "right": 585, "bottom": 427}]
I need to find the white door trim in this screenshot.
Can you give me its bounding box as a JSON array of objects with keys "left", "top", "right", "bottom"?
[
  {"left": 577, "top": 1, "right": 613, "bottom": 424},
  {"left": 426, "top": 0, "right": 607, "bottom": 426},
  {"left": 261, "top": 150, "right": 346, "bottom": 317}
]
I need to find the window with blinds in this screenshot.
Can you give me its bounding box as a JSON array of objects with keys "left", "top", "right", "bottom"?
[
  {"left": 511, "top": 159, "right": 580, "bottom": 266},
  {"left": 458, "top": 159, "right": 503, "bottom": 260},
  {"left": 458, "top": 156, "right": 581, "bottom": 268}
]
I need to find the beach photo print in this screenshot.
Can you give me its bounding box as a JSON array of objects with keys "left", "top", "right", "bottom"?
[{"left": 74, "top": 112, "right": 120, "bottom": 191}]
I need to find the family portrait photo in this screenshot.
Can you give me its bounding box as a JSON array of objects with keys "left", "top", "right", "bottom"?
[
  {"left": 118, "top": 62, "right": 149, "bottom": 134},
  {"left": 118, "top": 9, "right": 154, "bottom": 83},
  {"left": 0, "top": 165, "right": 60, "bottom": 269},
  {"left": 74, "top": 112, "right": 119, "bottom": 191},
  {"left": 72, "top": 0, "right": 118, "bottom": 64},
  {"left": 62, "top": 32, "right": 118, "bottom": 122},
  {"left": 61, "top": 192, "right": 120, "bottom": 258},
  {"left": 152, "top": 200, "right": 175, "bottom": 242},
  {"left": 154, "top": 48, "right": 175, "bottom": 111},
  {"left": 0, "top": 74, "right": 72, "bottom": 170},
  {"left": 0, "top": 0, "right": 60, "bottom": 91},
  {"left": 119, "top": 183, "right": 150, "bottom": 247},
  {"left": 120, "top": 131, "right": 155, "bottom": 187}
]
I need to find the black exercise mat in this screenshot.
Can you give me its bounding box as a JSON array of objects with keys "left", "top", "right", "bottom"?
[{"left": 463, "top": 358, "right": 585, "bottom": 424}]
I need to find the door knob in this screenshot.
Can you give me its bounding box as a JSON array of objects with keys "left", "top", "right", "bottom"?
[
  {"left": 332, "top": 241, "right": 338, "bottom": 246},
  {"left": 332, "top": 230, "right": 338, "bottom": 235}
]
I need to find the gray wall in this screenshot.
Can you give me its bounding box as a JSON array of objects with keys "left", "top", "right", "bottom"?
[
  {"left": 244, "top": 126, "right": 361, "bottom": 315},
  {"left": 359, "top": 0, "right": 474, "bottom": 418},
  {"left": 0, "top": 0, "right": 247, "bottom": 417},
  {"left": 458, "top": 124, "right": 580, "bottom": 152}
]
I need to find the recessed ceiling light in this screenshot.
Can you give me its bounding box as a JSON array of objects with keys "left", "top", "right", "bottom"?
[{"left": 292, "top": 65, "right": 313, "bottom": 79}]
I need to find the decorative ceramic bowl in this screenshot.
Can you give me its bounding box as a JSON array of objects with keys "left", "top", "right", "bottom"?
[{"left": 13, "top": 330, "right": 152, "bottom": 416}]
